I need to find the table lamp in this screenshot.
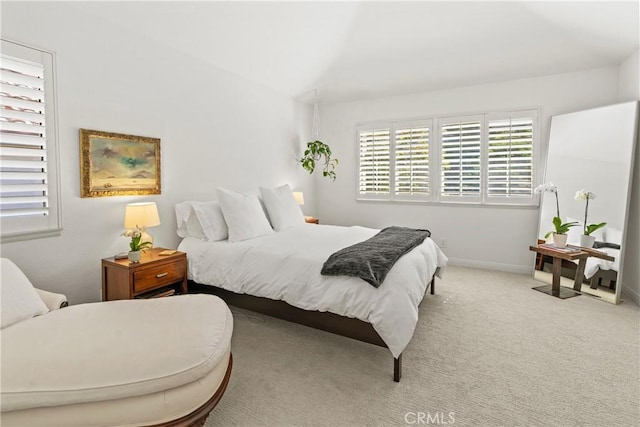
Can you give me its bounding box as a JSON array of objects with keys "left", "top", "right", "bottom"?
[
  {"left": 124, "top": 202, "right": 161, "bottom": 247},
  {"left": 293, "top": 192, "right": 304, "bottom": 206}
]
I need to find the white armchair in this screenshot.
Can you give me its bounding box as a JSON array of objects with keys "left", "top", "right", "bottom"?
[
  {"left": 35, "top": 287, "right": 68, "bottom": 310},
  {"left": 1, "top": 258, "right": 233, "bottom": 427},
  {"left": 1, "top": 258, "right": 67, "bottom": 330}
]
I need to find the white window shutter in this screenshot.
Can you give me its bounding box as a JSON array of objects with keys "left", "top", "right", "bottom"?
[
  {"left": 1, "top": 55, "right": 49, "bottom": 218},
  {"left": 487, "top": 116, "right": 534, "bottom": 198},
  {"left": 1, "top": 40, "right": 61, "bottom": 241},
  {"left": 440, "top": 117, "right": 482, "bottom": 200},
  {"left": 394, "top": 122, "right": 430, "bottom": 198},
  {"left": 356, "top": 110, "right": 537, "bottom": 206},
  {"left": 358, "top": 127, "right": 391, "bottom": 196}
]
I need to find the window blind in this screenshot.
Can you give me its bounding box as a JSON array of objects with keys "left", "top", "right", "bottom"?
[
  {"left": 487, "top": 117, "right": 534, "bottom": 198},
  {"left": 394, "top": 124, "right": 429, "bottom": 196},
  {"left": 440, "top": 120, "right": 481, "bottom": 197},
  {"left": 359, "top": 128, "right": 390, "bottom": 195},
  {"left": 0, "top": 54, "right": 49, "bottom": 219}
]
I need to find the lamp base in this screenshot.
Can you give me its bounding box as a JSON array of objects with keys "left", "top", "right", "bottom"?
[{"left": 139, "top": 227, "right": 154, "bottom": 248}]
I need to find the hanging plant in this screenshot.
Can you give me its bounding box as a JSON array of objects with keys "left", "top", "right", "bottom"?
[{"left": 300, "top": 140, "right": 338, "bottom": 181}]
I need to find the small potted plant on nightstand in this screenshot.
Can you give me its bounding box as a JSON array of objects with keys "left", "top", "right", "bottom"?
[{"left": 123, "top": 227, "right": 152, "bottom": 263}]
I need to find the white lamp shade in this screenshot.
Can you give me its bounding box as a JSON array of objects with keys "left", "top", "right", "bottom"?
[
  {"left": 124, "top": 202, "right": 161, "bottom": 229},
  {"left": 293, "top": 192, "right": 304, "bottom": 206}
]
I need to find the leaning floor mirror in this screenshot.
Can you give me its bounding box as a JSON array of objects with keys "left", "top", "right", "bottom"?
[{"left": 535, "top": 101, "right": 639, "bottom": 304}]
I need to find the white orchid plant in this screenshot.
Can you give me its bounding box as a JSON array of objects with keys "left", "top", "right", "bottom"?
[
  {"left": 122, "top": 227, "right": 152, "bottom": 252},
  {"left": 574, "top": 189, "right": 606, "bottom": 236},
  {"left": 534, "top": 182, "right": 579, "bottom": 238}
]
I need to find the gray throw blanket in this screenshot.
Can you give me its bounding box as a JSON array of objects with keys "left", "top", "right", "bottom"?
[{"left": 321, "top": 226, "right": 431, "bottom": 288}]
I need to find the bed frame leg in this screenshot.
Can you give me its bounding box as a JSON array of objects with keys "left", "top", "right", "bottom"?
[
  {"left": 394, "top": 354, "right": 402, "bottom": 382},
  {"left": 430, "top": 276, "right": 435, "bottom": 295}
]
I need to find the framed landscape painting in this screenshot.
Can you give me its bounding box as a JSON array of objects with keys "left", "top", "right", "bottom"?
[{"left": 80, "top": 129, "right": 161, "bottom": 197}]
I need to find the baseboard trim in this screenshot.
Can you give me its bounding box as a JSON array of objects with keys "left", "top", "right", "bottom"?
[
  {"left": 447, "top": 258, "right": 532, "bottom": 275},
  {"left": 621, "top": 282, "right": 640, "bottom": 306}
]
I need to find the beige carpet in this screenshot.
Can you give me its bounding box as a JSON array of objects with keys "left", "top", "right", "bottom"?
[{"left": 204, "top": 266, "right": 640, "bottom": 427}]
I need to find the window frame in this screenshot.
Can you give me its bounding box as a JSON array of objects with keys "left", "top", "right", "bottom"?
[
  {"left": 355, "top": 108, "right": 540, "bottom": 207},
  {"left": 1, "top": 39, "right": 62, "bottom": 243}
]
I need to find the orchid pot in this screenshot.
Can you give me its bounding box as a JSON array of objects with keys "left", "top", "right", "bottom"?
[
  {"left": 128, "top": 250, "right": 141, "bottom": 263},
  {"left": 580, "top": 234, "right": 596, "bottom": 248},
  {"left": 552, "top": 233, "right": 568, "bottom": 248},
  {"left": 122, "top": 227, "right": 152, "bottom": 264}
]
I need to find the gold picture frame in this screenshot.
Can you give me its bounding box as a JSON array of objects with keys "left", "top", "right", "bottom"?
[{"left": 80, "top": 129, "right": 161, "bottom": 197}]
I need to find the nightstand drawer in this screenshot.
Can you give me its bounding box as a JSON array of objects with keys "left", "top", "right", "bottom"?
[{"left": 134, "top": 262, "right": 185, "bottom": 294}]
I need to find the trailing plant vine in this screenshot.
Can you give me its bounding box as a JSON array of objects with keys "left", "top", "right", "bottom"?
[{"left": 300, "top": 140, "right": 338, "bottom": 181}]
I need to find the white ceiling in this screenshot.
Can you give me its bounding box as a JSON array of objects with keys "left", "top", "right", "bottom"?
[{"left": 71, "top": 1, "right": 639, "bottom": 104}]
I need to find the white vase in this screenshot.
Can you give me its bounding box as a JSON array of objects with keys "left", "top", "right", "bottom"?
[
  {"left": 128, "top": 250, "right": 141, "bottom": 263},
  {"left": 580, "top": 234, "right": 596, "bottom": 248},
  {"left": 553, "top": 233, "right": 568, "bottom": 248}
]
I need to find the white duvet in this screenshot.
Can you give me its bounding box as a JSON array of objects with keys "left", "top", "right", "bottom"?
[
  {"left": 581, "top": 248, "right": 620, "bottom": 279},
  {"left": 178, "top": 224, "right": 448, "bottom": 357}
]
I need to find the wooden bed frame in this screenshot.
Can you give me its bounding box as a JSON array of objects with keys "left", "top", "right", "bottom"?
[{"left": 189, "top": 275, "right": 435, "bottom": 382}]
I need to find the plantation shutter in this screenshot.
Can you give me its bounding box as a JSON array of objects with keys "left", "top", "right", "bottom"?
[
  {"left": 487, "top": 114, "right": 535, "bottom": 200},
  {"left": 1, "top": 40, "right": 60, "bottom": 241},
  {"left": 440, "top": 117, "right": 482, "bottom": 200},
  {"left": 358, "top": 127, "right": 390, "bottom": 195},
  {"left": 0, "top": 54, "right": 48, "bottom": 218},
  {"left": 394, "top": 121, "right": 430, "bottom": 197}
]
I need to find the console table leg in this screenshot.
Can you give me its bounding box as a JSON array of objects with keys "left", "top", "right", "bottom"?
[
  {"left": 394, "top": 354, "right": 402, "bottom": 382},
  {"left": 551, "top": 257, "right": 562, "bottom": 296},
  {"left": 573, "top": 258, "right": 587, "bottom": 291}
]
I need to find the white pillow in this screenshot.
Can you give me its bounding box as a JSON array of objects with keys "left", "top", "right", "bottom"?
[
  {"left": 174, "top": 201, "right": 206, "bottom": 240},
  {"left": 590, "top": 226, "right": 605, "bottom": 242},
  {"left": 259, "top": 185, "right": 305, "bottom": 231},
  {"left": 1, "top": 258, "right": 49, "bottom": 329},
  {"left": 217, "top": 188, "right": 274, "bottom": 242},
  {"left": 192, "top": 201, "right": 229, "bottom": 241}
]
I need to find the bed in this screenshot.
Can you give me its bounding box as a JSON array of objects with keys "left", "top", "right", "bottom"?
[
  {"left": 565, "top": 222, "right": 621, "bottom": 290},
  {"left": 176, "top": 187, "right": 448, "bottom": 381}
]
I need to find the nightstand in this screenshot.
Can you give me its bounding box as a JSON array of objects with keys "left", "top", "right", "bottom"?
[
  {"left": 101, "top": 248, "right": 188, "bottom": 301},
  {"left": 305, "top": 216, "right": 319, "bottom": 224}
]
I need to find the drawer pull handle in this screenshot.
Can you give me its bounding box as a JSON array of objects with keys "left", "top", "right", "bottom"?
[{"left": 156, "top": 272, "right": 169, "bottom": 278}]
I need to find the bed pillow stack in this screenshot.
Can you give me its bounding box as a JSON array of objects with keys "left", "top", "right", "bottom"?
[
  {"left": 217, "top": 188, "right": 274, "bottom": 243},
  {"left": 192, "top": 201, "right": 229, "bottom": 241},
  {"left": 175, "top": 201, "right": 228, "bottom": 241},
  {"left": 175, "top": 184, "right": 305, "bottom": 243},
  {"left": 259, "top": 184, "right": 304, "bottom": 231}
]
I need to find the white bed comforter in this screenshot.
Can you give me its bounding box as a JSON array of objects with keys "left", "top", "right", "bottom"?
[
  {"left": 582, "top": 248, "right": 620, "bottom": 279},
  {"left": 178, "top": 224, "right": 448, "bottom": 357}
]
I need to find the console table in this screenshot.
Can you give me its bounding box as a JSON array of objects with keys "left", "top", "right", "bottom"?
[{"left": 529, "top": 244, "right": 589, "bottom": 299}]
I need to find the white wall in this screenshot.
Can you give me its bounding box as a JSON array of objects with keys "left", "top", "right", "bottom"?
[
  {"left": 0, "top": 2, "right": 314, "bottom": 303},
  {"left": 317, "top": 68, "right": 620, "bottom": 273},
  {"left": 617, "top": 50, "right": 640, "bottom": 305}
]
